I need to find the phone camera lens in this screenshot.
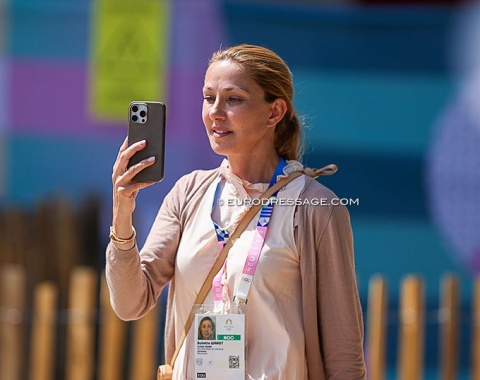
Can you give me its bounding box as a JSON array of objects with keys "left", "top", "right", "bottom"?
[
  {"left": 132, "top": 115, "right": 138, "bottom": 122},
  {"left": 140, "top": 110, "right": 146, "bottom": 117},
  {"left": 132, "top": 105, "right": 138, "bottom": 112}
]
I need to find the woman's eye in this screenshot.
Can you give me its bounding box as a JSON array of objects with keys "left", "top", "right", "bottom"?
[
  {"left": 228, "top": 97, "right": 242, "bottom": 103},
  {"left": 203, "top": 96, "right": 215, "bottom": 103}
]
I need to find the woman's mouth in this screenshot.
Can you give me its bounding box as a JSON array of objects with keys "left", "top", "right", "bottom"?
[{"left": 212, "top": 128, "right": 232, "bottom": 138}]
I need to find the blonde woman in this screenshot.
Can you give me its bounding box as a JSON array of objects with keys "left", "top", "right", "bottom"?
[{"left": 107, "top": 44, "right": 366, "bottom": 380}]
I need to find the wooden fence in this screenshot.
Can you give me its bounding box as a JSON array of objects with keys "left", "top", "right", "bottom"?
[
  {"left": 0, "top": 264, "right": 160, "bottom": 380},
  {"left": 0, "top": 197, "right": 162, "bottom": 380},
  {"left": 366, "top": 273, "right": 479, "bottom": 380},
  {"left": 2, "top": 267, "right": 477, "bottom": 380},
  {"left": 1, "top": 197, "right": 479, "bottom": 379}
]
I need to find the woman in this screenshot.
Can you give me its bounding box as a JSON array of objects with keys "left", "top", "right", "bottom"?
[
  {"left": 106, "top": 44, "right": 366, "bottom": 379},
  {"left": 198, "top": 316, "right": 215, "bottom": 340}
]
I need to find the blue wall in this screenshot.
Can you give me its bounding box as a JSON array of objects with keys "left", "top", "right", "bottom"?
[
  {"left": 223, "top": 3, "right": 476, "bottom": 375},
  {"left": 223, "top": 1, "right": 471, "bottom": 298}
]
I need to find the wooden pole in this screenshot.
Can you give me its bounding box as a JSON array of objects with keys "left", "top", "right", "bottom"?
[
  {"left": 472, "top": 277, "right": 480, "bottom": 380},
  {"left": 366, "top": 275, "right": 388, "bottom": 380},
  {"left": 98, "top": 272, "right": 128, "bottom": 380},
  {"left": 0, "top": 211, "right": 6, "bottom": 267},
  {"left": 65, "top": 266, "right": 98, "bottom": 380},
  {"left": 55, "top": 198, "right": 79, "bottom": 303},
  {"left": 439, "top": 274, "right": 459, "bottom": 380},
  {"left": 129, "top": 306, "right": 159, "bottom": 380},
  {"left": 398, "top": 275, "right": 424, "bottom": 380},
  {"left": 0, "top": 264, "right": 26, "bottom": 380},
  {"left": 29, "top": 282, "right": 58, "bottom": 380},
  {"left": 1, "top": 208, "right": 25, "bottom": 265}
]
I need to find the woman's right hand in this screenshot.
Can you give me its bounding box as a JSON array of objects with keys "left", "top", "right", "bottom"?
[{"left": 111, "top": 137, "right": 156, "bottom": 244}]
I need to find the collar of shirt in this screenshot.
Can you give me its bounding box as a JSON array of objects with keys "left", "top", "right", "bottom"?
[{"left": 219, "top": 158, "right": 304, "bottom": 199}]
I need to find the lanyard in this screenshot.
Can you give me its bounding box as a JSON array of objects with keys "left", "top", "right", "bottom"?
[{"left": 211, "top": 159, "right": 287, "bottom": 311}]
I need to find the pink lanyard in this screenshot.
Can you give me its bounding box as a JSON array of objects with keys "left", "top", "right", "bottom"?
[{"left": 211, "top": 159, "right": 287, "bottom": 311}]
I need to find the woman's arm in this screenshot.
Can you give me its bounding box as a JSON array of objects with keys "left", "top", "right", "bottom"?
[
  {"left": 106, "top": 137, "right": 177, "bottom": 320},
  {"left": 315, "top": 204, "right": 366, "bottom": 379},
  {"left": 297, "top": 178, "right": 366, "bottom": 379}
]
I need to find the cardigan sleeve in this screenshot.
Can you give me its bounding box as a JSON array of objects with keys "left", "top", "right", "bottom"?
[
  {"left": 297, "top": 178, "right": 366, "bottom": 380},
  {"left": 316, "top": 204, "right": 366, "bottom": 379},
  {"left": 105, "top": 176, "right": 185, "bottom": 321},
  {"left": 105, "top": 169, "right": 219, "bottom": 322}
]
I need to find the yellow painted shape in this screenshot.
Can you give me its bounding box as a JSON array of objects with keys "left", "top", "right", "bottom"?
[{"left": 90, "top": 0, "right": 169, "bottom": 121}]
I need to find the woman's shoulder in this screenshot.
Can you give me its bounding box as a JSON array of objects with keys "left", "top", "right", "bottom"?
[
  {"left": 159, "top": 167, "right": 221, "bottom": 219},
  {"left": 297, "top": 175, "right": 352, "bottom": 223},
  {"left": 164, "top": 168, "right": 221, "bottom": 211},
  {"left": 173, "top": 167, "right": 220, "bottom": 193},
  {"left": 300, "top": 175, "right": 340, "bottom": 201}
]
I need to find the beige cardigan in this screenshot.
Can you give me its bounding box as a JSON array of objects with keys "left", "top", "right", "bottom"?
[{"left": 106, "top": 168, "right": 366, "bottom": 379}]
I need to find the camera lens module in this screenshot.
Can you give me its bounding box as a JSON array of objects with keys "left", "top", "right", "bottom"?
[{"left": 130, "top": 103, "right": 148, "bottom": 124}]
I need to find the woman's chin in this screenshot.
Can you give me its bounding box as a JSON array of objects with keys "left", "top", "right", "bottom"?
[{"left": 209, "top": 142, "right": 231, "bottom": 157}]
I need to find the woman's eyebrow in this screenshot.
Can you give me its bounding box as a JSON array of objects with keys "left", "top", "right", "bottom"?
[{"left": 203, "top": 85, "right": 249, "bottom": 93}]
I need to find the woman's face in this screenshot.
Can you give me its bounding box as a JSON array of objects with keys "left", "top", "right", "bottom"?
[
  {"left": 200, "top": 319, "right": 213, "bottom": 339},
  {"left": 202, "top": 60, "right": 278, "bottom": 159}
]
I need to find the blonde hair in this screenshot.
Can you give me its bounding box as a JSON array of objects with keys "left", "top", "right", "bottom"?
[{"left": 209, "top": 44, "right": 304, "bottom": 161}]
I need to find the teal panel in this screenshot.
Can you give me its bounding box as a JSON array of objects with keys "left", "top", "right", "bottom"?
[
  {"left": 5, "top": 134, "right": 219, "bottom": 206},
  {"left": 295, "top": 69, "right": 456, "bottom": 154},
  {"left": 0, "top": 0, "right": 8, "bottom": 54},
  {"left": 304, "top": 151, "right": 426, "bottom": 219},
  {"left": 224, "top": 1, "right": 455, "bottom": 73},
  {"left": 9, "top": 1, "right": 89, "bottom": 59},
  {"left": 7, "top": 134, "right": 118, "bottom": 204},
  {"left": 352, "top": 216, "right": 473, "bottom": 302}
]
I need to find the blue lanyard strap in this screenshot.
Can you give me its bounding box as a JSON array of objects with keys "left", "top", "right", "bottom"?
[
  {"left": 210, "top": 158, "right": 288, "bottom": 310},
  {"left": 212, "top": 220, "right": 229, "bottom": 246},
  {"left": 268, "top": 158, "right": 288, "bottom": 195},
  {"left": 211, "top": 158, "right": 287, "bottom": 240}
]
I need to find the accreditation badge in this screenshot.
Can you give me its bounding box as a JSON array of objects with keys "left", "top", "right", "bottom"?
[{"left": 194, "top": 313, "right": 245, "bottom": 379}]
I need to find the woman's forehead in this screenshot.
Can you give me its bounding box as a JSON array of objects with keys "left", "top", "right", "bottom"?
[
  {"left": 203, "top": 60, "right": 262, "bottom": 94},
  {"left": 205, "top": 61, "right": 247, "bottom": 83}
]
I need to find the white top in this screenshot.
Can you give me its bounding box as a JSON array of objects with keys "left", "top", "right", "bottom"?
[{"left": 173, "top": 159, "right": 308, "bottom": 380}]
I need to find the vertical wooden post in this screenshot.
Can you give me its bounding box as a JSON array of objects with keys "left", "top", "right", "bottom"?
[
  {"left": 0, "top": 264, "right": 26, "bottom": 380},
  {"left": 439, "top": 274, "right": 459, "bottom": 380},
  {"left": 29, "top": 282, "right": 58, "bottom": 380},
  {"left": 2, "top": 208, "right": 28, "bottom": 266},
  {"left": 129, "top": 306, "right": 159, "bottom": 380},
  {"left": 398, "top": 275, "right": 424, "bottom": 380},
  {"left": 472, "top": 277, "right": 480, "bottom": 380},
  {"left": 35, "top": 201, "right": 57, "bottom": 284},
  {"left": 98, "top": 272, "right": 128, "bottom": 380},
  {"left": 65, "top": 266, "right": 98, "bottom": 380},
  {"left": 366, "top": 275, "right": 388, "bottom": 380},
  {"left": 55, "top": 198, "right": 80, "bottom": 302},
  {"left": 0, "top": 211, "right": 6, "bottom": 267}
]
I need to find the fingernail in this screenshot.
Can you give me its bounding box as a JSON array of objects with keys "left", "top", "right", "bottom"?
[{"left": 147, "top": 156, "right": 155, "bottom": 162}]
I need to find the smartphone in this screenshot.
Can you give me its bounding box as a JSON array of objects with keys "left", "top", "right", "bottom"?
[{"left": 127, "top": 101, "right": 166, "bottom": 182}]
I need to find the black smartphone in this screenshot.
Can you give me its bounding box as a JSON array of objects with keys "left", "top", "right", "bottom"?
[{"left": 127, "top": 101, "right": 166, "bottom": 182}]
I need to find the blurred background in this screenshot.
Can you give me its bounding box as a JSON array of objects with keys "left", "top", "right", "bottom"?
[{"left": 1, "top": 0, "right": 480, "bottom": 379}]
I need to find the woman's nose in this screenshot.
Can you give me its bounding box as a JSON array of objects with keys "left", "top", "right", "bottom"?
[{"left": 209, "top": 99, "right": 225, "bottom": 120}]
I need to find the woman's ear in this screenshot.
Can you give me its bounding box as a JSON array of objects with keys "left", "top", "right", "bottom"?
[{"left": 267, "top": 98, "right": 288, "bottom": 128}]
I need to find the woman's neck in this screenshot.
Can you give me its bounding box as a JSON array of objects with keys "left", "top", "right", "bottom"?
[{"left": 227, "top": 149, "right": 280, "bottom": 184}]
